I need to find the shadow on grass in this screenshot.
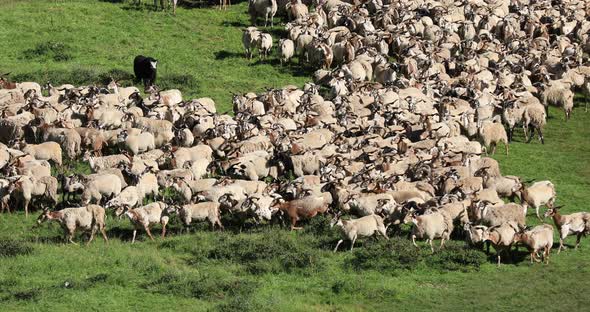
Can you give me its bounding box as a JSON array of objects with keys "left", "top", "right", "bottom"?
[{"left": 214, "top": 50, "right": 243, "bottom": 60}]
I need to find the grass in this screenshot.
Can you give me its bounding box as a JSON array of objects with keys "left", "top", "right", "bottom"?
[{"left": 1, "top": 1, "right": 590, "bottom": 311}]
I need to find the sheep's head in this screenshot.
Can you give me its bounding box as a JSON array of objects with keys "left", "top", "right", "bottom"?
[
  {"left": 463, "top": 223, "right": 488, "bottom": 245},
  {"left": 544, "top": 205, "right": 563, "bottom": 219}
]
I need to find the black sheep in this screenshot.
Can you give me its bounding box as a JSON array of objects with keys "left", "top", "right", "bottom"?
[{"left": 133, "top": 55, "right": 158, "bottom": 90}]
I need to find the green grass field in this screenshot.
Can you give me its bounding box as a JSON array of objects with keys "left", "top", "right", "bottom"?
[{"left": 1, "top": 1, "right": 590, "bottom": 311}]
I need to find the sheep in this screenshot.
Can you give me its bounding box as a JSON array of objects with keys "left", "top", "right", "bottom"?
[
  {"left": 249, "top": 0, "right": 278, "bottom": 27},
  {"left": 408, "top": 210, "right": 453, "bottom": 253},
  {"left": 171, "top": 145, "right": 213, "bottom": 169},
  {"left": 120, "top": 201, "right": 169, "bottom": 243},
  {"left": 36, "top": 205, "right": 108, "bottom": 245},
  {"left": 39, "top": 125, "right": 81, "bottom": 159},
  {"left": 10, "top": 175, "right": 58, "bottom": 217},
  {"left": 331, "top": 214, "right": 388, "bottom": 252},
  {"left": 544, "top": 206, "right": 590, "bottom": 253},
  {"left": 135, "top": 168, "right": 160, "bottom": 202},
  {"left": 513, "top": 224, "right": 554, "bottom": 264},
  {"left": 173, "top": 202, "right": 224, "bottom": 232},
  {"left": 286, "top": 0, "right": 307, "bottom": 21},
  {"left": 542, "top": 83, "right": 575, "bottom": 120},
  {"left": 279, "top": 39, "right": 295, "bottom": 65},
  {"left": 147, "top": 86, "right": 183, "bottom": 106},
  {"left": 107, "top": 79, "right": 140, "bottom": 105},
  {"left": 243, "top": 27, "right": 261, "bottom": 59},
  {"left": 80, "top": 174, "right": 122, "bottom": 205},
  {"left": 515, "top": 180, "right": 556, "bottom": 220},
  {"left": 465, "top": 222, "right": 519, "bottom": 266},
  {"left": 21, "top": 142, "right": 62, "bottom": 166},
  {"left": 522, "top": 101, "right": 547, "bottom": 144},
  {"left": 472, "top": 201, "right": 527, "bottom": 230},
  {"left": 83, "top": 152, "right": 130, "bottom": 172},
  {"left": 274, "top": 194, "right": 330, "bottom": 230},
  {"left": 17, "top": 81, "right": 42, "bottom": 94},
  {"left": 478, "top": 120, "right": 508, "bottom": 155},
  {"left": 106, "top": 186, "right": 141, "bottom": 209},
  {"left": 256, "top": 33, "right": 273, "bottom": 60},
  {"left": 132, "top": 116, "right": 174, "bottom": 147},
  {"left": 117, "top": 130, "right": 155, "bottom": 156}
]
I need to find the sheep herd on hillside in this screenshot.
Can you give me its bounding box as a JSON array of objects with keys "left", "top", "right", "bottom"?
[{"left": 0, "top": 0, "right": 589, "bottom": 266}]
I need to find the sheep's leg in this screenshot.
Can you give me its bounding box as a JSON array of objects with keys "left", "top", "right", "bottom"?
[
  {"left": 429, "top": 239, "right": 435, "bottom": 253},
  {"left": 68, "top": 230, "right": 78, "bottom": 245},
  {"left": 100, "top": 226, "right": 108, "bottom": 243},
  {"left": 504, "top": 140, "right": 509, "bottom": 155},
  {"left": 290, "top": 216, "right": 302, "bottom": 230},
  {"left": 23, "top": 198, "right": 30, "bottom": 218},
  {"left": 412, "top": 235, "right": 418, "bottom": 248},
  {"left": 439, "top": 237, "right": 446, "bottom": 250},
  {"left": 575, "top": 233, "right": 582, "bottom": 249},
  {"left": 535, "top": 206, "right": 542, "bottom": 221},
  {"left": 216, "top": 219, "right": 224, "bottom": 231},
  {"left": 558, "top": 237, "right": 565, "bottom": 254},
  {"left": 350, "top": 235, "right": 357, "bottom": 252},
  {"left": 537, "top": 127, "right": 544, "bottom": 144},
  {"left": 87, "top": 228, "right": 96, "bottom": 245},
  {"left": 144, "top": 226, "right": 154, "bottom": 241},
  {"left": 496, "top": 250, "right": 501, "bottom": 267},
  {"left": 490, "top": 143, "right": 496, "bottom": 155},
  {"left": 334, "top": 239, "right": 344, "bottom": 252}
]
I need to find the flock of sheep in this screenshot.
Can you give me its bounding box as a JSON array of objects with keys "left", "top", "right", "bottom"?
[{"left": 0, "top": 0, "right": 589, "bottom": 266}]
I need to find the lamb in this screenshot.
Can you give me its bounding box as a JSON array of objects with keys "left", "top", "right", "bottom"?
[
  {"left": 249, "top": 0, "right": 278, "bottom": 27},
  {"left": 279, "top": 39, "right": 295, "bottom": 65},
  {"left": 135, "top": 168, "right": 160, "bottom": 202},
  {"left": 173, "top": 202, "right": 224, "bottom": 232},
  {"left": 107, "top": 79, "right": 140, "bottom": 105},
  {"left": 515, "top": 180, "right": 556, "bottom": 220},
  {"left": 83, "top": 152, "right": 130, "bottom": 172},
  {"left": 21, "top": 142, "right": 62, "bottom": 166},
  {"left": 147, "top": 86, "right": 183, "bottom": 106},
  {"left": 274, "top": 194, "right": 330, "bottom": 230},
  {"left": 472, "top": 201, "right": 527, "bottom": 230},
  {"left": 36, "top": 205, "right": 108, "bottom": 245},
  {"left": 513, "top": 224, "right": 554, "bottom": 264},
  {"left": 80, "top": 174, "right": 122, "bottom": 205},
  {"left": 286, "top": 0, "right": 308, "bottom": 21},
  {"left": 120, "top": 201, "right": 169, "bottom": 243},
  {"left": 408, "top": 210, "right": 453, "bottom": 253},
  {"left": 256, "top": 33, "right": 273, "bottom": 60},
  {"left": 544, "top": 206, "right": 590, "bottom": 253},
  {"left": 117, "top": 130, "right": 155, "bottom": 156},
  {"left": 331, "top": 214, "right": 388, "bottom": 252},
  {"left": 243, "top": 27, "right": 261, "bottom": 59}
]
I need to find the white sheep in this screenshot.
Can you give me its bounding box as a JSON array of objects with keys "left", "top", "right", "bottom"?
[
  {"left": 174, "top": 202, "right": 224, "bottom": 232},
  {"left": 515, "top": 180, "right": 556, "bottom": 220},
  {"left": 106, "top": 186, "right": 141, "bottom": 209},
  {"left": 21, "top": 142, "right": 62, "bottom": 166},
  {"left": 513, "top": 224, "right": 554, "bottom": 264},
  {"left": 408, "top": 210, "right": 453, "bottom": 252},
  {"left": 121, "top": 201, "right": 169, "bottom": 243},
  {"left": 257, "top": 33, "right": 273, "bottom": 60},
  {"left": 243, "top": 27, "right": 261, "bottom": 59},
  {"left": 36, "top": 205, "right": 108, "bottom": 245},
  {"left": 279, "top": 38, "right": 295, "bottom": 65},
  {"left": 545, "top": 206, "right": 590, "bottom": 253},
  {"left": 118, "top": 130, "right": 155, "bottom": 156},
  {"left": 331, "top": 214, "right": 388, "bottom": 252},
  {"left": 81, "top": 174, "right": 122, "bottom": 205}
]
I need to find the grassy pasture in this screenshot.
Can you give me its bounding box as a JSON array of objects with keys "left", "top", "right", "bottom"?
[{"left": 1, "top": 1, "right": 590, "bottom": 311}]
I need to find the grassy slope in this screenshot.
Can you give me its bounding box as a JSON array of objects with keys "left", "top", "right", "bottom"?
[
  {"left": 1, "top": 1, "right": 590, "bottom": 311},
  {"left": 0, "top": 0, "right": 306, "bottom": 110}
]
